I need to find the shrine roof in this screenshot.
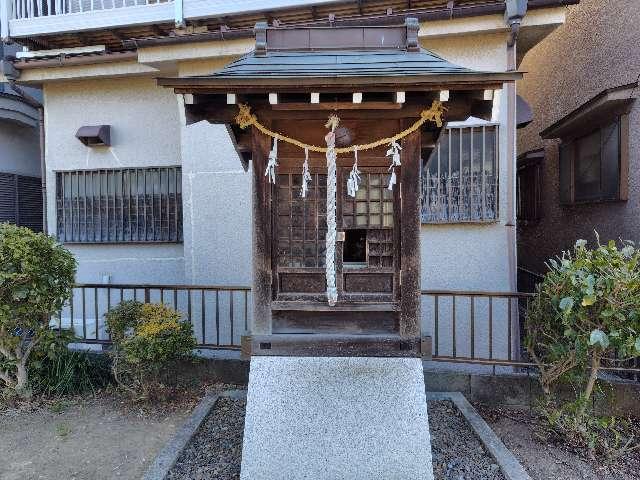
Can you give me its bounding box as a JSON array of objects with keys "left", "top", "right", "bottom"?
[{"left": 158, "top": 20, "right": 520, "bottom": 92}]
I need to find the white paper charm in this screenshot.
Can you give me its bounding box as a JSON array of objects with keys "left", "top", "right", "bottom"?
[
  {"left": 301, "top": 148, "right": 312, "bottom": 198},
  {"left": 386, "top": 140, "right": 402, "bottom": 190},
  {"left": 264, "top": 137, "right": 278, "bottom": 184},
  {"left": 347, "top": 147, "right": 361, "bottom": 198}
]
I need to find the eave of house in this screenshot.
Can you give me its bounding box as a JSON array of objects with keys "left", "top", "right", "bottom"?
[
  {"left": 540, "top": 82, "right": 639, "bottom": 140},
  {"left": 0, "top": 91, "right": 38, "bottom": 127}
]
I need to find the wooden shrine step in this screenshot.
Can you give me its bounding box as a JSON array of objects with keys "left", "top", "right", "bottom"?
[
  {"left": 271, "top": 301, "right": 400, "bottom": 312},
  {"left": 249, "top": 334, "right": 420, "bottom": 358}
]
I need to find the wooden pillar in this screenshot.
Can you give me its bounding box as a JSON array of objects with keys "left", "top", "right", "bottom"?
[
  {"left": 400, "top": 127, "right": 421, "bottom": 338},
  {"left": 251, "top": 128, "right": 272, "bottom": 335}
]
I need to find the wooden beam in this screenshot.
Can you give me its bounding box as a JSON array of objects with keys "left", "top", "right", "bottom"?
[
  {"left": 399, "top": 123, "right": 421, "bottom": 338},
  {"left": 270, "top": 101, "right": 403, "bottom": 111},
  {"left": 251, "top": 128, "right": 273, "bottom": 335},
  {"left": 250, "top": 334, "right": 421, "bottom": 357},
  {"left": 186, "top": 99, "right": 474, "bottom": 124}
]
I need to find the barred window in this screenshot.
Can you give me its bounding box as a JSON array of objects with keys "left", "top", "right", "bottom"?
[
  {"left": 56, "top": 167, "right": 182, "bottom": 243},
  {"left": 0, "top": 172, "right": 43, "bottom": 232},
  {"left": 422, "top": 125, "right": 498, "bottom": 223}
]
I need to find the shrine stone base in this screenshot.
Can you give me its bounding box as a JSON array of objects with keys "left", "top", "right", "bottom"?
[{"left": 240, "top": 356, "right": 434, "bottom": 480}]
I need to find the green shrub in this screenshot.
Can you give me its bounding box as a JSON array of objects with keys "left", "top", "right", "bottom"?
[
  {"left": 526, "top": 236, "right": 640, "bottom": 411},
  {"left": 105, "top": 301, "right": 195, "bottom": 399},
  {"left": 526, "top": 236, "right": 640, "bottom": 458},
  {"left": 29, "top": 329, "right": 112, "bottom": 396},
  {"left": 0, "top": 224, "right": 77, "bottom": 397}
]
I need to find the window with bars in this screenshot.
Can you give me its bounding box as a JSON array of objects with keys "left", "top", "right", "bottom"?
[
  {"left": 276, "top": 173, "right": 327, "bottom": 268},
  {"left": 342, "top": 172, "right": 394, "bottom": 229},
  {"left": 55, "top": 167, "right": 182, "bottom": 243},
  {"left": 0, "top": 172, "right": 43, "bottom": 232},
  {"left": 422, "top": 124, "right": 498, "bottom": 223}
]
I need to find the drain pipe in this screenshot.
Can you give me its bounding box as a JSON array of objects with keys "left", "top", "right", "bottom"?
[{"left": 7, "top": 78, "right": 48, "bottom": 235}]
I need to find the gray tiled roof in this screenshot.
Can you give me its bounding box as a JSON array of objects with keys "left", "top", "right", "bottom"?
[{"left": 209, "top": 48, "right": 486, "bottom": 79}]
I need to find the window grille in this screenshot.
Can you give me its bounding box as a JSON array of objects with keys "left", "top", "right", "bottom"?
[
  {"left": 276, "top": 173, "right": 327, "bottom": 268},
  {"left": 55, "top": 167, "right": 182, "bottom": 243},
  {"left": 422, "top": 125, "right": 498, "bottom": 223},
  {"left": 0, "top": 172, "right": 43, "bottom": 232},
  {"left": 342, "top": 171, "right": 394, "bottom": 229}
]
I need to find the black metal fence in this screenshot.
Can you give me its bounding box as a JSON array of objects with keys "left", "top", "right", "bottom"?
[
  {"left": 54, "top": 283, "right": 250, "bottom": 349},
  {"left": 53, "top": 283, "right": 640, "bottom": 380}
]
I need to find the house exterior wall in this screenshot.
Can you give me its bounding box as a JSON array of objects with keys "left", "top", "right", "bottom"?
[
  {"left": 517, "top": 0, "right": 640, "bottom": 274},
  {"left": 0, "top": 118, "right": 40, "bottom": 177},
  {"left": 421, "top": 33, "right": 513, "bottom": 293},
  {"left": 43, "top": 77, "right": 185, "bottom": 284}
]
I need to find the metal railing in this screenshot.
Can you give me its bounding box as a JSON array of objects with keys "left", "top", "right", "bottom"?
[
  {"left": 52, "top": 283, "right": 640, "bottom": 380},
  {"left": 421, "top": 290, "right": 534, "bottom": 367},
  {"left": 9, "top": 0, "right": 172, "bottom": 20},
  {"left": 517, "top": 267, "right": 544, "bottom": 293},
  {"left": 54, "top": 283, "right": 251, "bottom": 349}
]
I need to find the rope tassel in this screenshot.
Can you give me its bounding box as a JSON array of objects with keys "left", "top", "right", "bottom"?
[
  {"left": 386, "top": 140, "right": 402, "bottom": 190},
  {"left": 347, "top": 147, "right": 361, "bottom": 198},
  {"left": 301, "top": 148, "right": 311, "bottom": 198},
  {"left": 264, "top": 137, "right": 278, "bottom": 184}
]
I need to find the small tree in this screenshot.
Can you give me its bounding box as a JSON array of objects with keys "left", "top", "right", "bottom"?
[
  {"left": 105, "top": 301, "right": 195, "bottom": 399},
  {"left": 526, "top": 236, "right": 640, "bottom": 416},
  {"left": 0, "top": 224, "right": 76, "bottom": 396}
]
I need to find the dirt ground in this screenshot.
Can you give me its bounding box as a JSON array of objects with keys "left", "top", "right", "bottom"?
[
  {"left": 477, "top": 405, "right": 640, "bottom": 480},
  {"left": 0, "top": 384, "right": 241, "bottom": 480}
]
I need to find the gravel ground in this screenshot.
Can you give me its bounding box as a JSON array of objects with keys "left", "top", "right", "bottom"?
[
  {"left": 167, "top": 397, "right": 246, "bottom": 480},
  {"left": 428, "top": 400, "right": 505, "bottom": 480},
  {"left": 165, "top": 397, "right": 506, "bottom": 480}
]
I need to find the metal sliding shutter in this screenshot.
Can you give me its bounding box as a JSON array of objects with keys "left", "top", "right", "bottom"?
[
  {"left": 0, "top": 173, "right": 17, "bottom": 224},
  {"left": 0, "top": 173, "right": 43, "bottom": 232},
  {"left": 17, "top": 175, "right": 43, "bottom": 232}
]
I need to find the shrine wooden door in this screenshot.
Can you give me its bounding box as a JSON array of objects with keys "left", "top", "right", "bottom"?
[{"left": 272, "top": 165, "right": 400, "bottom": 305}]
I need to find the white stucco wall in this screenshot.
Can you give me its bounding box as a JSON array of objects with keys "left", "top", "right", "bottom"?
[
  {"left": 0, "top": 118, "right": 41, "bottom": 177},
  {"left": 420, "top": 33, "right": 516, "bottom": 361},
  {"left": 44, "top": 77, "right": 185, "bottom": 284}
]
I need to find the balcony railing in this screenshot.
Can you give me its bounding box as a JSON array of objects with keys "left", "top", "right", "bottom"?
[{"left": 10, "top": 0, "right": 171, "bottom": 19}]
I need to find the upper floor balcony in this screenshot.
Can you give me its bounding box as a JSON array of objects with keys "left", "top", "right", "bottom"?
[{"left": 1, "top": 0, "right": 573, "bottom": 54}]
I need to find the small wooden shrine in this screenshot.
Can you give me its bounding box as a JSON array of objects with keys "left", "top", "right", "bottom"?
[{"left": 159, "top": 18, "right": 519, "bottom": 357}]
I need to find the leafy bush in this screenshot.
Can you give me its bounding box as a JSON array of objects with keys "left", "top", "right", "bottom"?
[
  {"left": 105, "top": 301, "right": 196, "bottom": 399},
  {"left": 0, "top": 224, "right": 76, "bottom": 397},
  {"left": 526, "top": 236, "right": 640, "bottom": 459},
  {"left": 526, "top": 236, "right": 640, "bottom": 412},
  {"left": 29, "top": 329, "right": 112, "bottom": 396}
]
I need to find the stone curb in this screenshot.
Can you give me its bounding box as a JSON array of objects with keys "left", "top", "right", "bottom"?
[
  {"left": 426, "top": 392, "right": 532, "bottom": 480},
  {"left": 142, "top": 390, "right": 246, "bottom": 480}
]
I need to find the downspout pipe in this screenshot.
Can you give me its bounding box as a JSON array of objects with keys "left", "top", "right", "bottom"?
[{"left": 7, "top": 78, "right": 47, "bottom": 235}]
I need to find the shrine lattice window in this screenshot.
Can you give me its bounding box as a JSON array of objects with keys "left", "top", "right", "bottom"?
[
  {"left": 276, "top": 173, "right": 327, "bottom": 268},
  {"left": 422, "top": 124, "right": 499, "bottom": 223},
  {"left": 342, "top": 172, "right": 394, "bottom": 229}
]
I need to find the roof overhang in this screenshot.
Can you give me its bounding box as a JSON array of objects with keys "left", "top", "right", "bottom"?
[
  {"left": 541, "top": 82, "right": 638, "bottom": 140},
  {"left": 158, "top": 20, "right": 521, "bottom": 94}
]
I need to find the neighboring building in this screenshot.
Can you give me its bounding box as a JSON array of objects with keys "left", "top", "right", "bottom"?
[
  {"left": 0, "top": 41, "right": 42, "bottom": 231},
  {"left": 0, "top": 0, "right": 574, "bottom": 359},
  {"left": 516, "top": 0, "right": 639, "bottom": 278}
]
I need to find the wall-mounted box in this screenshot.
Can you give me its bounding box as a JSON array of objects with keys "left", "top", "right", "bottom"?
[{"left": 75, "top": 125, "right": 111, "bottom": 146}]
